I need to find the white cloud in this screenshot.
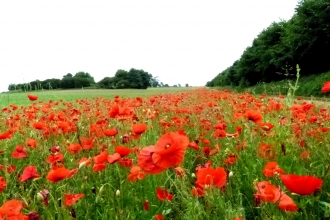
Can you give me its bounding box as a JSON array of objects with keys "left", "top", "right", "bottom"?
[{"left": 0, "top": 0, "right": 298, "bottom": 92}]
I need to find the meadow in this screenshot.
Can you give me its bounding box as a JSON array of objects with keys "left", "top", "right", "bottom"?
[{"left": 0, "top": 87, "right": 330, "bottom": 220}]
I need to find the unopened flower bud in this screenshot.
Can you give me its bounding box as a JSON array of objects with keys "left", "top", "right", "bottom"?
[
  {"left": 36, "top": 192, "right": 44, "bottom": 202},
  {"left": 99, "top": 185, "right": 105, "bottom": 195},
  {"left": 79, "top": 161, "right": 87, "bottom": 169},
  {"left": 116, "top": 190, "right": 120, "bottom": 196}
]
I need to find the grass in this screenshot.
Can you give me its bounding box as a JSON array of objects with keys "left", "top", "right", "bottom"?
[
  {"left": 0, "top": 87, "right": 196, "bottom": 108},
  {"left": 232, "top": 71, "right": 330, "bottom": 100},
  {"left": 1, "top": 87, "right": 330, "bottom": 219}
]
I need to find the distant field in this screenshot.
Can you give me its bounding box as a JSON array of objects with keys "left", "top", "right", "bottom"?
[{"left": 0, "top": 87, "right": 197, "bottom": 108}]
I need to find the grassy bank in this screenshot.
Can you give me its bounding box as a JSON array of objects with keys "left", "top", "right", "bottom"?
[{"left": 214, "top": 71, "right": 330, "bottom": 100}]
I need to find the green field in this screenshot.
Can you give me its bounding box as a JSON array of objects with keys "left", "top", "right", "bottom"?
[
  {"left": 1, "top": 87, "right": 330, "bottom": 219},
  {"left": 0, "top": 87, "right": 196, "bottom": 108}
]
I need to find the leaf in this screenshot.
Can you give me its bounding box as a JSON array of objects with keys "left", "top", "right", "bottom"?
[{"left": 162, "top": 208, "right": 171, "bottom": 215}]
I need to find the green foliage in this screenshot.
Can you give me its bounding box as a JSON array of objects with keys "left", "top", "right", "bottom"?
[
  {"left": 231, "top": 70, "right": 330, "bottom": 98},
  {"left": 60, "top": 77, "right": 75, "bottom": 89},
  {"left": 41, "top": 78, "right": 61, "bottom": 90},
  {"left": 207, "top": 0, "right": 330, "bottom": 88},
  {"left": 150, "top": 76, "right": 161, "bottom": 87},
  {"left": 98, "top": 68, "right": 153, "bottom": 89},
  {"left": 8, "top": 84, "right": 16, "bottom": 91},
  {"left": 74, "top": 71, "right": 95, "bottom": 84},
  {"left": 98, "top": 77, "right": 116, "bottom": 89},
  {"left": 7, "top": 69, "right": 163, "bottom": 91}
]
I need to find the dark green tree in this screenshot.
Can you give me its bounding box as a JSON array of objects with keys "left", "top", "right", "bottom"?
[
  {"left": 60, "top": 77, "right": 75, "bottom": 89},
  {"left": 74, "top": 72, "right": 95, "bottom": 84}
]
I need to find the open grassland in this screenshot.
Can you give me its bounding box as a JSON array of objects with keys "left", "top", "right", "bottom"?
[
  {"left": 1, "top": 88, "right": 330, "bottom": 219},
  {"left": 0, "top": 87, "right": 196, "bottom": 108}
]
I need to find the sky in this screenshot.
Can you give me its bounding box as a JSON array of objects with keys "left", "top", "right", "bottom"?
[{"left": 0, "top": 0, "right": 299, "bottom": 92}]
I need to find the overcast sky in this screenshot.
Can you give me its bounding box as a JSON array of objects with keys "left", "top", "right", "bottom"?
[{"left": 0, "top": 0, "right": 298, "bottom": 92}]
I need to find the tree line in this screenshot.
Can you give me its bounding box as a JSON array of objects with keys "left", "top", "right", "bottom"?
[
  {"left": 206, "top": 0, "right": 330, "bottom": 88},
  {"left": 7, "top": 69, "right": 173, "bottom": 91}
]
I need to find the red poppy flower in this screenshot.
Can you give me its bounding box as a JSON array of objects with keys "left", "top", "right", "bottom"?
[
  {"left": 188, "top": 141, "right": 199, "bottom": 150},
  {"left": 0, "top": 132, "right": 12, "bottom": 140},
  {"left": 127, "top": 166, "right": 146, "bottom": 182},
  {"left": 278, "top": 193, "right": 299, "bottom": 211},
  {"left": 321, "top": 81, "right": 330, "bottom": 93},
  {"left": 32, "top": 121, "right": 47, "bottom": 130},
  {"left": 254, "top": 181, "right": 298, "bottom": 211},
  {"left": 152, "top": 132, "right": 189, "bottom": 169},
  {"left": 300, "top": 151, "right": 310, "bottom": 159},
  {"left": 107, "top": 153, "right": 121, "bottom": 164},
  {"left": 263, "top": 162, "right": 284, "bottom": 177},
  {"left": 80, "top": 137, "right": 94, "bottom": 150},
  {"left": 156, "top": 188, "right": 173, "bottom": 201},
  {"left": 46, "top": 167, "right": 77, "bottom": 183},
  {"left": 245, "top": 110, "right": 262, "bottom": 124},
  {"left": 213, "top": 129, "right": 226, "bottom": 138},
  {"left": 93, "top": 151, "right": 108, "bottom": 164},
  {"left": 0, "top": 200, "right": 24, "bottom": 217},
  {"left": 155, "top": 214, "right": 165, "bottom": 220},
  {"left": 103, "top": 128, "right": 118, "bottom": 137},
  {"left": 191, "top": 186, "right": 204, "bottom": 197},
  {"left": 138, "top": 146, "right": 166, "bottom": 174},
  {"left": 118, "top": 158, "right": 133, "bottom": 167},
  {"left": 132, "top": 123, "right": 147, "bottom": 139},
  {"left": 92, "top": 162, "right": 107, "bottom": 172},
  {"left": 27, "top": 94, "right": 38, "bottom": 101},
  {"left": 67, "top": 143, "right": 82, "bottom": 154},
  {"left": 223, "top": 152, "right": 236, "bottom": 163},
  {"left": 64, "top": 194, "right": 84, "bottom": 206},
  {"left": 260, "top": 122, "right": 274, "bottom": 131},
  {"left": 26, "top": 138, "right": 37, "bottom": 148},
  {"left": 19, "top": 165, "right": 40, "bottom": 182},
  {"left": 12, "top": 145, "right": 28, "bottom": 159},
  {"left": 5, "top": 165, "right": 16, "bottom": 173},
  {"left": 46, "top": 153, "right": 64, "bottom": 164},
  {"left": 195, "top": 167, "right": 227, "bottom": 189},
  {"left": 109, "top": 105, "right": 119, "bottom": 118},
  {"left": 214, "top": 123, "right": 227, "bottom": 130},
  {"left": 115, "top": 146, "right": 132, "bottom": 157},
  {"left": 280, "top": 174, "right": 323, "bottom": 195},
  {"left": 0, "top": 177, "right": 6, "bottom": 193},
  {"left": 258, "top": 142, "right": 276, "bottom": 159}
]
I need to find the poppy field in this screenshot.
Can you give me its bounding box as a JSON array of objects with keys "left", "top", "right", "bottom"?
[{"left": 1, "top": 87, "right": 330, "bottom": 219}]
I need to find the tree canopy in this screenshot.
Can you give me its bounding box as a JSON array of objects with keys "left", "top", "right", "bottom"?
[
  {"left": 8, "top": 68, "right": 168, "bottom": 91},
  {"left": 207, "top": 0, "right": 330, "bottom": 88},
  {"left": 98, "top": 68, "right": 153, "bottom": 89}
]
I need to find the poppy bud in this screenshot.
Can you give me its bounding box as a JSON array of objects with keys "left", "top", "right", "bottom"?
[
  {"left": 36, "top": 192, "right": 44, "bottom": 202},
  {"left": 79, "top": 161, "right": 87, "bottom": 169},
  {"left": 116, "top": 189, "right": 120, "bottom": 196},
  {"left": 99, "top": 185, "right": 105, "bottom": 194},
  {"left": 37, "top": 189, "right": 49, "bottom": 206},
  {"left": 143, "top": 200, "right": 149, "bottom": 211},
  {"left": 28, "top": 212, "right": 41, "bottom": 220},
  {"left": 122, "top": 134, "right": 130, "bottom": 144},
  {"left": 229, "top": 171, "right": 234, "bottom": 178}
]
